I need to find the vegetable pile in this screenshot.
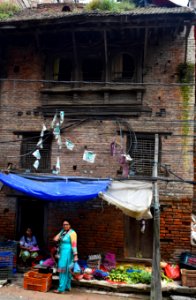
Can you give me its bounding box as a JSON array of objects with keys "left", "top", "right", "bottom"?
[
  {"left": 109, "top": 266, "right": 151, "bottom": 284},
  {"left": 108, "top": 265, "right": 173, "bottom": 284}
]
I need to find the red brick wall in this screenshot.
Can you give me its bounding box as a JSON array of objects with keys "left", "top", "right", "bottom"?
[
  {"left": 0, "top": 191, "right": 17, "bottom": 241},
  {"left": 47, "top": 200, "right": 124, "bottom": 259},
  {"left": 0, "top": 25, "right": 195, "bottom": 262}
]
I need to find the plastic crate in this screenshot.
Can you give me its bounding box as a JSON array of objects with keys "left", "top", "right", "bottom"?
[
  {"left": 181, "top": 269, "right": 196, "bottom": 287},
  {"left": 23, "top": 271, "right": 52, "bottom": 292},
  {"left": 180, "top": 252, "right": 196, "bottom": 270},
  {"left": 87, "top": 254, "right": 101, "bottom": 269},
  {"left": 0, "top": 251, "right": 13, "bottom": 280},
  {"left": 0, "top": 241, "right": 18, "bottom": 271}
]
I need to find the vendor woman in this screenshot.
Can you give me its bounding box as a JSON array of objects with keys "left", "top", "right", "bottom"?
[{"left": 19, "top": 227, "right": 39, "bottom": 265}]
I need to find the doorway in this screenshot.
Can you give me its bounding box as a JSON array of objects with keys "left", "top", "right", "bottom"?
[
  {"left": 16, "top": 198, "right": 47, "bottom": 248},
  {"left": 124, "top": 216, "right": 153, "bottom": 259}
]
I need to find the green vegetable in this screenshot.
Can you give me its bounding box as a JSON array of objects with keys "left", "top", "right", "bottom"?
[{"left": 109, "top": 268, "right": 151, "bottom": 284}]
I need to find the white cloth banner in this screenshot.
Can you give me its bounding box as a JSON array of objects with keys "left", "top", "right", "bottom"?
[
  {"left": 99, "top": 180, "right": 153, "bottom": 220},
  {"left": 169, "top": 0, "right": 189, "bottom": 7}
]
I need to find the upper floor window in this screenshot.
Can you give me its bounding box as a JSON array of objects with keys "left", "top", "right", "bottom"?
[
  {"left": 128, "top": 133, "right": 159, "bottom": 176},
  {"left": 82, "top": 57, "right": 103, "bottom": 81},
  {"left": 53, "top": 58, "right": 72, "bottom": 81},
  {"left": 20, "top": 133, "right": 52, "bottom": 172},
  {"left": 112, "top": 53, "right": 135, "bottom": 82}
]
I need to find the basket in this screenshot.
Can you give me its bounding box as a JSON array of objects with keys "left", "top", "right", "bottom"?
[
  {"left": 73, "top": 273, "right": 83, "bottom": 280},
  {"left": 23, "top": 270, "right": 52, "bottom": 292},
  {"left": 83, "top": 273, "right": 93, "bottom": 280},
  {"left": 181, "top": 269, "right": 196, "bottom": 287}
]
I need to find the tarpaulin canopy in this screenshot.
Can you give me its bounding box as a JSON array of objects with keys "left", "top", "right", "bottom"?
[
  {"left": 0, "top": 173, "right": 153, "bottom": 219},
  {"left": 99, "top": 180, "right": 153, "bottom": 219},
  {"left": 0, "top": 173, "right": 111, "bottom": 202}
]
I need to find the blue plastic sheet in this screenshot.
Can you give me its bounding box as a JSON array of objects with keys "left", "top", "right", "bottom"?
[{"left": 0, "top": 173, "right": 110, "bottom": 202}]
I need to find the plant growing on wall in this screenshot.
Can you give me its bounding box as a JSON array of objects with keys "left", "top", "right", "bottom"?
[
  {"left": 177, "top": 62, "right": 194, "bottom": 170},
  {"left": 0, "top": 2, "right": 20, "bottom": 20},
  {"left": 177, "top": 62, "right": 194, "bottom": 136},
  {"left": 85, "top": 0, "right": 135, "bottom": 12}
]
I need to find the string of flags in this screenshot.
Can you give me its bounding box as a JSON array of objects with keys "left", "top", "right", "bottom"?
[
  {"left": 32, "top": 112, "right": 133, "bottom": 174},
  {"left": 32, "top": 111, "right": 98, "bottom": 173}
]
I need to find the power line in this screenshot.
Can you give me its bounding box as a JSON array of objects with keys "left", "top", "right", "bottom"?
[{"left": 0, "top": 78, "right": 195, "bottom": 86}]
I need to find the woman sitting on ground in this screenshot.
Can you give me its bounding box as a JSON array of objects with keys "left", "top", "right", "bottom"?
[{"left": 19, "top": 227, "right": 39, "bottom": 266}]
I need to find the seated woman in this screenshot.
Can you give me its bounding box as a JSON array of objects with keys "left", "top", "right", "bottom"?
[{"left": 19, "top": 227, "right": 39, "bottom": 266}]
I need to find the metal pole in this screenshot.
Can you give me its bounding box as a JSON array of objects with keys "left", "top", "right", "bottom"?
[{"left": 150, "top": 134, "right": 162, "bottom": 300}]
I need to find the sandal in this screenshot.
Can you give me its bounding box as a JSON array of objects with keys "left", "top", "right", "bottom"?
[
  {"left": 53, "top": 290, "right": 67, "bottom": 294},
  {"left": 53, "top": 290, "right": 61, "bottom": 294}
]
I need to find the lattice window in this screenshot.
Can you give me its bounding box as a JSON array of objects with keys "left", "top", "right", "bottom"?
[
  {"left": 128, "top": 133, "right": 157, "bottom": 176},
  {"left": 20, "top": 133, "right": 51, "bottom": 172}
]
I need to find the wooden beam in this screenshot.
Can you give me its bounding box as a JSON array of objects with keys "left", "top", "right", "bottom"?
[
  {"left": 143, "top": 27, "right": 148, "bottom": 70},
  {"left": 72, "top": 31, "right": 79, "bottom": 81},
  {"left": 104, "top": 30, "right": 109, "bottom": 82},
  {"left": 184, "top": 22, "right": 192, "bottom": 63}
]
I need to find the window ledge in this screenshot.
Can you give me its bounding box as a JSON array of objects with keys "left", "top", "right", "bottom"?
[{"left": 41, "top": 84, "right": 146, "bottom": 94}]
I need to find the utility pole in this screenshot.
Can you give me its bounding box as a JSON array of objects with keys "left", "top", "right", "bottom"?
[{"left": 150, "top": 134, "right": 162, "bottom": 300}]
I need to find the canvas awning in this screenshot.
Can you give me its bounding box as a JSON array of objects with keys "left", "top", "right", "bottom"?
[
  {"left": 99, "top": 180, "right": 153, "bottom": 220},
  {"left": 0, "top": 173, "right": 153, "bottom": 219}
]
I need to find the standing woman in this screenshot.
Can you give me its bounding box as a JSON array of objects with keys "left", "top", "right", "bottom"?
[{"left": 53, "top": 219, "right": 78, "bottom": 294}]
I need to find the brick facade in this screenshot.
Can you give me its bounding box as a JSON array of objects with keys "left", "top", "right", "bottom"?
[{"left": 0, "top": 7, "right": 195, "bottom": 262}]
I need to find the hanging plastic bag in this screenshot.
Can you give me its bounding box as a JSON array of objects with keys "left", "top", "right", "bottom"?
[
  {"left": 73, "top": 262, "right": 81, "bottom": 274},
  {"left": 83, "top": 150, "right": 96, "bottom": 163},
  {"left": 65, "top": 139, "right": 75, "bottom": 151},
  {"left": 164, "top": 263, "right": 180, "bottom": 280}
]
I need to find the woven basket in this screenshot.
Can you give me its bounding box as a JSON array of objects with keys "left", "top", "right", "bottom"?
[{"left": 181, "top": 269, "right": 196, "bottom": 287}]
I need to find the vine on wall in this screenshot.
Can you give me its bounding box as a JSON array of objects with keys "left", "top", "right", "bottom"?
[{"left": 177, "top": 62, "right": 194, "bottom": 169}]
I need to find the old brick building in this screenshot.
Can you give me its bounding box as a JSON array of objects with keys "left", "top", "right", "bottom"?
[{"left": 0, "top": 3, "right": 195, "bottom": 262}]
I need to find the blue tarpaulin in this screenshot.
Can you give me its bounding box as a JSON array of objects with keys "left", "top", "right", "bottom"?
[{"left": 0, "top": 173, "right": 111, "bottom": 202}]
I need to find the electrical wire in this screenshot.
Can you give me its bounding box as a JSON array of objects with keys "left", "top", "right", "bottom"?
[{"left": 0, "top": 78, "right": 195, "bottom": 86}]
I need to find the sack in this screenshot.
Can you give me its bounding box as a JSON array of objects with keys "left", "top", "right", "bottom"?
[
  {"left": 42, "top": 257, "right": 55, "bottom": 267},
  {"left": 103, "top": 252, "right": 116, "bottom": 271},
  {"left": 73, "top": 262, "right": 81, "bottom": 274},
  {"left": 164, "top": 263, "right": 180, "bottom": 280}
]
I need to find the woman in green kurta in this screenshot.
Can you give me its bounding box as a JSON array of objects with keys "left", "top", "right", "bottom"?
[{"left": 53, "top": 220, "right": 78, "bottom": 294}]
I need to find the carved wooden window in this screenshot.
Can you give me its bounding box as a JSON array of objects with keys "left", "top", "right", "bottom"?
[
  {"left": 20, "top": 133, "right": 51, "bottom": 172},
  {"left": 112, "top": 53, "right": 135, "bottom": 82},
  {"left": 82, "top": 57, "right": 103, "bottom": 81},
  {"left": 53, "top": 58, "right": 72, "bottom": 81}
]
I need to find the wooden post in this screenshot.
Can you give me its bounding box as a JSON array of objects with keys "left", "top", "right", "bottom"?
[
  {"left": 72, "top": 31, "right": 79, "bottom": 82},
  {"left": 150, "top": 134, "right": 162, "bottom": 300},
  {"left": 103, "top": 30, "right": 109, "bottom": 103},
  {"left": 104, "top": 30, "right": 109, "bottom": 82}
]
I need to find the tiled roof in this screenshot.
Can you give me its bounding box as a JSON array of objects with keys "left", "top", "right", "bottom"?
[{"left": 0, "top": 5, "right": 195, "bottom": 25}]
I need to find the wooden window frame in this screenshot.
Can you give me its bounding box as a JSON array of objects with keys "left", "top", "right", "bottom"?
[{"left": 20, "top": 132, "right": 52, "bottom": 173}]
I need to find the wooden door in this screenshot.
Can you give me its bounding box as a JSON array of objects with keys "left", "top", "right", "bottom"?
[{"left": 124, "top": 216, "right": 153, "bottom": 259}]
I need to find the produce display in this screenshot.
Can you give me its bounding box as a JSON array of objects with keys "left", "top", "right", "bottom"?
[
  {"left": 76, "top": 259, "right": 173, "bottom": 285},
  {"left": 108, "top": 266, "right": 151, "bottom": 284}
]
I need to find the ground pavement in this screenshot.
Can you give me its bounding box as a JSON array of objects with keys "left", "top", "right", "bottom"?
[
  {"left": 0, "top": 274, "right": 150, "bottom": 300},
  {"left": 1, "top": 274, "right": 196, "bottom": 300}
]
